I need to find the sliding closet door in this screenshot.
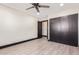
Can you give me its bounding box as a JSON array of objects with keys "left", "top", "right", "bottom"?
[
  {"left": 50, "top": 17, "right": 62, "bottom": 43},
  {"left": 50, "top": 14, "right": 78, "bottom": 46}
]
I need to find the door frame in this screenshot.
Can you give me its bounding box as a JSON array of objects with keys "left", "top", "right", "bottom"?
[{"left": 40, "top": 20, "right": 48, "bottom": 38}]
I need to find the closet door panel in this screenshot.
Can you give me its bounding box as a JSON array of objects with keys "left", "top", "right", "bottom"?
[{"left": 50, "top": 14, "right": 78, "bottom": 46}]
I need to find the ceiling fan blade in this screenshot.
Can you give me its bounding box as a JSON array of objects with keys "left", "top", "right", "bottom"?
[
  {"left": 26, "top": 6, "right": 34, "bottom": 10},
  {"left": 31, "top": 3, "right": 35, "bottom": 5},
  {"left": 32, "top": 3, "right": 39, "bottom": 6},
  {"left": 39, "top": 5, "right": 50, "bottom": 8},
  {"left": 35, "top": 6, "right": 40, "bottom": 12}
]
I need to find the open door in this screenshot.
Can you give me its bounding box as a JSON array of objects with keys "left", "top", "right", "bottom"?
[{"left": 38, "top": 22, "right": 42, "bottom": 38}]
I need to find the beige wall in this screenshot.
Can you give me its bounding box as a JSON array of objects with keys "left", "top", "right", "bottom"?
[
  {"left": 0, "top": 5, "right": 38, "bottom": 46},
  {"left": 42, "top": 22, "right": 47, "bottom": 36}
]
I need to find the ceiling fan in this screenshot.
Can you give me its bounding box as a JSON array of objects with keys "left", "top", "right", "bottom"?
[{"left": 26, "top": 3, "right": 50, "bottom": 12}]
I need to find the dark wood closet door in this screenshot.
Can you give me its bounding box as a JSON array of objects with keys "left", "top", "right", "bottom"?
[
  {"left": 38, "top": 22, "right": 42, "bottom": 38},
  {"left": 50, "top": 14, "right": 78, "bottom": 46}
]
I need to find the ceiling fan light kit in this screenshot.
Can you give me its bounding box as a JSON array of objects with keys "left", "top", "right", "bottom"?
[
  {"left": 60, "top": 3, "right": 64, "bottom": 7},
  {"left": 37, "top": 12, "right": 40, "bottom": 15}
]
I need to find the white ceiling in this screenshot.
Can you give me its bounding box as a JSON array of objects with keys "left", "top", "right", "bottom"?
[{"left": 1, "top": 3, "right": 79, "bottom": 19}]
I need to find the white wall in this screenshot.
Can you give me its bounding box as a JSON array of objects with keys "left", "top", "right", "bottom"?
[
  {"left": 42, "top": 22, "right": 47, "bottom": 36},
  {"left": 0, "top": 5, "right": 38, "bottom": 46},
  {"left": 78, "top": 13, "right": 79, "bottom": 46}
]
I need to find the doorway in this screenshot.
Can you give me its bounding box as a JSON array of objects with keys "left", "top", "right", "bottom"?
[{"left": 38, "top": 20, "right": 48, "bottom": 39}]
